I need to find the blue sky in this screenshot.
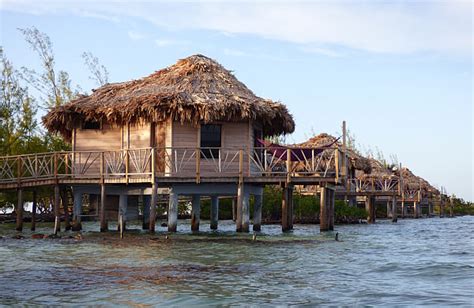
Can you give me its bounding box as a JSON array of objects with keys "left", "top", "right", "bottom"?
[{"left": 0, "top": 1, "right": 472, "bottom": 200}]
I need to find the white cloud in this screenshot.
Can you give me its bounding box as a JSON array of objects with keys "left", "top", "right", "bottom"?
[
  {"left": 1, "top": 0, "right": 472, "bottom": 56},
  {"left": 127, "top": 30, "right": 146, "bottom": 40},
  {"left": 155, "top": 38, "right": 189, "bottom": 47},
  {"left": 300, "top": 46, "right": 342, "bottom": 58}
]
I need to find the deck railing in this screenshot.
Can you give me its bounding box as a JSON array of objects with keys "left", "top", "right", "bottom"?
[
  {"left": 347, "top": 176, "right": 400, "bottom": 194},
  {"left": 0, "top": 146, "right": 344, "bottom": 186}
]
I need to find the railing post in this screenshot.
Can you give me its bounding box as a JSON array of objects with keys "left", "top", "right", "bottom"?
[
  {"left": 286, "top": 148, "right": 291, "bottom": 183},
  {"left": 100, "top": 152, "right": 105, "bottom": 183},
  {"left": 151, "top": 147, "right": 155, "bottom": 184},
  {"left": 54, "top": 152, "right": 58, "bottom": 179},
  {"left": 335, "top": 149, "right": 339, "bottom": 184},
  {"left": 17, "top": 156, "right": 22, "bottom": 184},
  {"left": 196, "top": 148, "right": 201, "bottom": 184},
  {"left": 125, "top": 149, "right": 129, "bottom": 184},
  {"left": 239, "top": 149, "right": 244, "bottom": 183},
  {"left": 65, "top": 153, "right": 69, "bottom": 176}
]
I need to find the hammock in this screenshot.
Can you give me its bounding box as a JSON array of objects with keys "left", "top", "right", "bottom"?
[{"left": 256, "top": 138, "right": 340, "bottom": 162}]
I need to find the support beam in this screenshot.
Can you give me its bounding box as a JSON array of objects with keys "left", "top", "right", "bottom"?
[
  {"left": 288, "top": 186, "right": 294, "bottom": 230},
  {"left": 168, "top": 190, "right": 178, "bottom": 232},
  {"left": 386, "top": 201, "right": 392, "bottom": 219},
  {"left": 414, "top": 202, "right": 419, "bottom": 218},
  {"left": 319, "top": 186, "right": 328, "bottom": 231},
  {"left": 401, "top": 201, "right": 406, "bottom": 218},
  {"left": 242, "top": 191, "right": 250, "bottom": 232},
  {"left": 282, "top": 185, "right": 290, "bottom": 232},
  {"left": 210, "top": 196, "right": 219, "bottom": 230},
  {"left": 118, "top": 194, "right": 127, "bottom": 238},
  {"left": 428, "top": 202, "right": 433, "bottom": 217},
  {"left": 391, "top": 196, "right": 398, "bottom": 222},
  {"left": 15, "top": 188, "right": 23, "bottom": 232},
  {"left": 328, "top": 188, "right": 334, "bottom": 231},
  {"left": 236, "top": 183, "right": 244, "bottom": 232},
  {"left": 142, "top": 195, "right": 150, "bottom": 230},
  {"left": 72, "top": 190, "right": 82, "bottom": 231},
  {"left": 253, "top": 194, "right": 263, "bottom": 232},
  {"left": 449, "top": 197, "right": 454, "bottom": 218},
  {"left": 232, "top": 197, "right": 237, "bottom": 222},
  {"left": 53, "top": 185, "right": 61, "bottom": 235},
  {"left": 100, "top": 184, "right": 108, "bottom": 232},
  {"left": 191, "top": 194, "right": 200, "bottom": 232},
  {"left": 149, "top": 182, "right": 157, "bottom": 232},
  {"left": 366, "top": 196, "right": 376, "bottom": 224},
  {"left": 31, "top": 189, "right": 37, "bottom": 231},
  {"left": 61, "top": 189, "right": 71, "bottom": 231}
]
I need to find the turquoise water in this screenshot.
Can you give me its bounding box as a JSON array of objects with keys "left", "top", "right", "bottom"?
[{"left": 0, "top": 217, "right": 473, "bottom": 306}]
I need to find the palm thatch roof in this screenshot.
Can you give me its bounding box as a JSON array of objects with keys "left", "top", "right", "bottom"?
[
  {"left": 296, "top": 133, "right": 372, "bottom": 173},
  {"left": 397, "top": 167, "right": 440, "bottom": 196},
  {"left": 43, "top": 54, "right": 295, "bottom": 140}
]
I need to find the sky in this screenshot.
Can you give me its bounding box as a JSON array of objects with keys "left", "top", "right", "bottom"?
[{"left": 0, "top": 0, "right": 472, "bottom": 200}]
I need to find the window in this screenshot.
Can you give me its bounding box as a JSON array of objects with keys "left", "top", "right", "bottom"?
[
  {"left": 200, "top": 124, "right": 221, "bottom": 158},
  {"left": 82, "top": 120, "right": 101, "bottom": 130}
]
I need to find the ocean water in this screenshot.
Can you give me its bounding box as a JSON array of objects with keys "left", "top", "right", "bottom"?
[{"left": 0, "top": 216, "right": 473, "bottom": 306}]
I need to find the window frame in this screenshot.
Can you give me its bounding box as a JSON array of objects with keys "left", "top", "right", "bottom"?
[{"left": 200, "top": 124, "right": 222, "bottom": 158}]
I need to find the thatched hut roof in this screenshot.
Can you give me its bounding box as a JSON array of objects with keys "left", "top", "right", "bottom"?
[
  {"left": 43, "top": 54, "right": 295, "bottom": 140},
  {"left": 296, "top": 133, "right": 372, "bottom": 173},
  {"left": 397, "top": 167, "right": 440, "bottom": 196}
]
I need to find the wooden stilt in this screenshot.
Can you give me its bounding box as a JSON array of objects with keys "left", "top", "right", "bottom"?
[
  {"left": 386, "top": 201, "right": 392, "bottom": 219},
  {"left": 53, "top": 185, "right": 61, "bottom": 234},
  {"left": 449, "top": 197, "right": 454, "bottom": 217},
  {"left": 149, "top": 182, "right": 157, "bottom": 232},
  {"left": 31, "top": 189, "right": 37, "bottom": 231},
  {"left": 118, "top": 194, "right": 127, "bottom": 236},
  {"left": 288, "top": 186, "right": 294, "bottom": 230},
  {"left": 428, "top": 202, "right": 433, "bottom": 217},
  {"left": 391, "top": 196, "right": 398, "bottom": 222},
  {"left": 328, "top": 188, "right": 335, "bottom": 231},
  {"left": 366, "top": 195, "right": 376, "bottom": 224},
  {"left": 168, "top": 190, "right": 178, "bottom": 232},
  {"left": 282, "top": 184, "right": 290, "bottom": 232},
  {"left": 191, "top": 194, "right": 200, "bottom": 232},
  {"left": 320, "top": 186, "right": 329, "bottom": 231},
  {"left": 253, "top": 194, "right": 263, "bottom": 232},
  {"left": 210, "top": 196, "right": 219, "bottom": 230},
  {"left": 15, "top": 188, "right": 23, "bottom": 232},
  {"left": 236, "top": 183, "right": 244, "bottom": 232},
  {"left": 100, "top": 184, "right": 108, "bottom": 232},
  {"left": 414, "top": 202, "right": 419, "bottom": 218},
  {"left": 242, "top": 191, "right": 250, "bottom": 232},
  {"left": 72, "top": 190, "right": 82, "bottom": 231},
  {"left": 61, "top": 189, "right": 71, "bottom": 231},
  {"left": 401, "top": 201, "right": 406, "bottom": 218},
  {"left": 232, "top": 197, "right": 237, "bottom": 222},
  {"left": 142, "top": 195, "right": 150, "bottom": 230}
]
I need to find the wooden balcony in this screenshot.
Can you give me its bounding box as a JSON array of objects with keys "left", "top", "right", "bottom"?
[{"left": 0, "top": 146, "right": 344, "bottom": 190}]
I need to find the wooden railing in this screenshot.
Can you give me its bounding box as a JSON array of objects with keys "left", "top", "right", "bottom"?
[
  {"left": 0, "top": 146, "right": 343, "bottom": 186},
  {"left": 347, "top": 176, "right": 400, "bottom": 194}
]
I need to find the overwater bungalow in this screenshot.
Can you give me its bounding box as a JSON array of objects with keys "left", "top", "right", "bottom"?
[{"left": 0, "top": 54, "right": 345, "bottom": 235}]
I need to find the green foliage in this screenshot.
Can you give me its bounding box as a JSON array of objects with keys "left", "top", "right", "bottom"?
[{"left": 336, "top": 200, "right": 367, "bottom": 220}]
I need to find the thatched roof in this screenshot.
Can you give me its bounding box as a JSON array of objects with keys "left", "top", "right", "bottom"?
[
  {"left": 43, "top": 54, "right": 295, "bottom": 140},
  {"left": 296, "top": 133, "right": 372, "bottom": 173},
  {"left": 397, "top": 167, "right": 440, "bottom": 196}
]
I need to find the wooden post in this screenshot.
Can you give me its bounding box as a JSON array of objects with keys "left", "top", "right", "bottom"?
[
  {"left": 149, "top": 182, "right": 157, "bottom": 232},
  {"left": 53, "top": 185, "right": 60, "bottom": 235},
  {"left": 242, "top": 190, "right": 250, "bottom": 232},
  {"left": 391, "top": 196, "right": 398, "bottom": 222},
  {"left": 72, "top": 190, "right": 82, "bottom": 231},
  {"left": 253, "top": 194, "right": 263, "bottom": 232},
  {"left": 386, "top": 201, "right": 392, "bottom": 218},
  {"left": 319, "top": 186, "right": 329, "bottom": 231},
  {"left": 236, "top": 183, "right": 244, "bottom": 232},
  {"left": 100, "top": 184, "right": 108, "bottom": 232},
  {"left": 31, "top": 189, "right": 37, "bottom": 231},
  {"left": 328, "top": 187, "right": 335, "bottom": 231},
  {"left": 61, "top": 188, "right": 71, "bottom": 231},
  {"left": 118, "top": 194, "right": 127, "bottom": 237},
  {"left": 366, "top": 195, "right": 376, "bottom": 224},
  {"left": 401, "top": 201, "right": 406, "bottom": 218},
  {"left": 286, "top": 149, "right": 292, "bottom": 183},
  {"left": 428, "top": 202, "right": 433, "bottom": 217},
  {"left": 15, "top": 188, "right": 23, "bottom": 232},
  {"left": 191, "top": 195, "right": 200, "bottom": 232},
  {"left": 196, "top": 147, "right": 201, "bottom": 184},
  {"left": 142, "top": 195, "right": 150, "bottom": 230},
  {"left": 232, "top": 197, "right": 237, "bottom": 222},
  {"left": 288, "top": 185, "right": 294, "bottom": 230},
  {"left": 414, "top": 201, "right": 419, "bottom": 218},
  {"left": 210, "top": 196, "right": 219, "bottom": 230},
  {"left": 168, "top": 189, "right": 178, "bottom": 232},
  {"left": 282, "top": 184, "right": 290, "bottom": 232}
]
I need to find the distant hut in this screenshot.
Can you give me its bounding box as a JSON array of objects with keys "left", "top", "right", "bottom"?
[
  {"left": 296, "top": 133, "right": 372, "bottom": 175},
  {"left": 42, "top": 54, "right": 295, "bottom": 232}
]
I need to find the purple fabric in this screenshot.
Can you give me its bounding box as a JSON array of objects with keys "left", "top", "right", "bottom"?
[{"left": 256, "top": 138, "right": 340, "bottom": 162}]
